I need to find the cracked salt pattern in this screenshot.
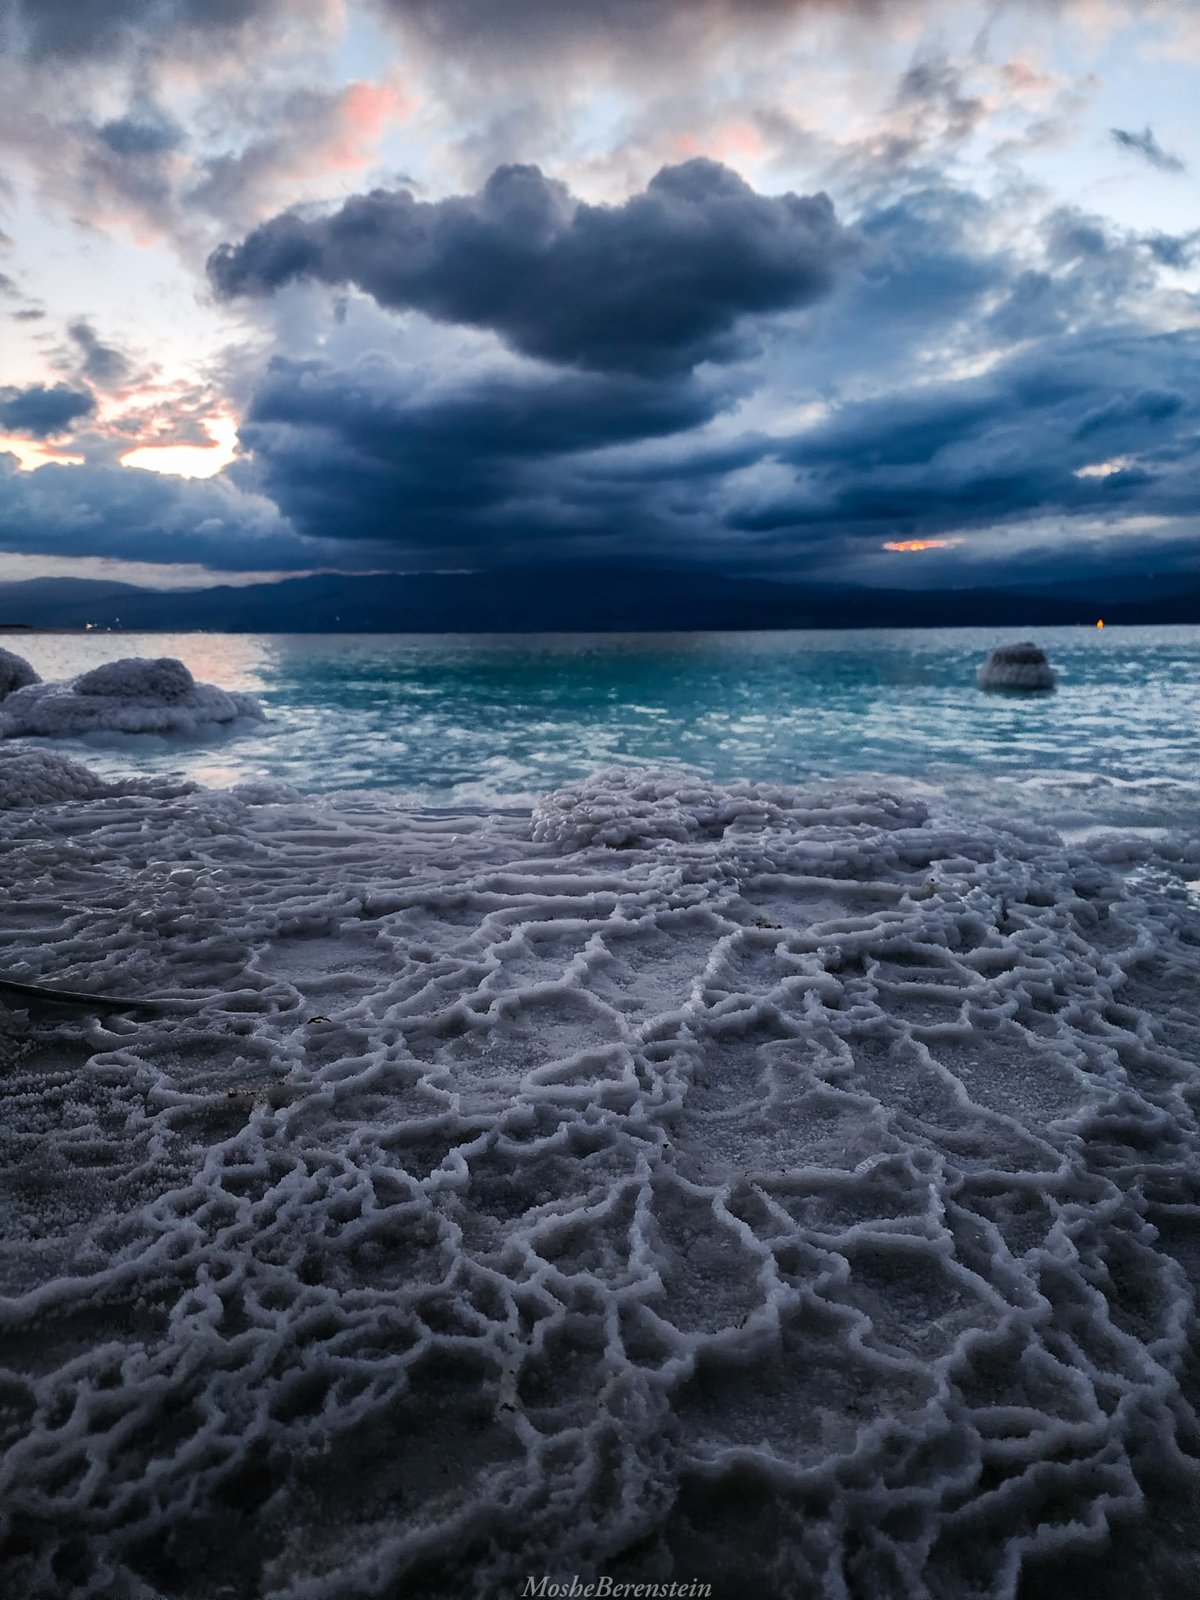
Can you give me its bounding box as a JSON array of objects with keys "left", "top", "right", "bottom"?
[{"left": 2, "top": 765, "right": 1200, "bottom": 1596}]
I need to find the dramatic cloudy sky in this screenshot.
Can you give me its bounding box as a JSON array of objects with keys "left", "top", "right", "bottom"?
[{"left": 1, "top": 0, "right": 1198, "bottom": 603}]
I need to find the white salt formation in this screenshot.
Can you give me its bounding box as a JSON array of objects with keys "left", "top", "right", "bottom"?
[
  {"left": 0, "top": 654, "right": 265, "bottom": 738},
  {"left": 75, "top": 655, "right": 196, "bottom": 700},
  {"left": 1, "top": 764, "right": 1200, "bottom": 1597},
  {"left": 533, "top": 763, "right": 927, "bottom": 849},
  {"left": 0, "top": 645, "right": 40, "bottom": 699},
  {"left": 0, "top": 745, "right": 116, "bottom": 807},
  {"left": 977, "top": 640, "right": 1056, "bottom": 692},
  {"left": 0, "top": 745, "right": 192, "bottom": 808}
]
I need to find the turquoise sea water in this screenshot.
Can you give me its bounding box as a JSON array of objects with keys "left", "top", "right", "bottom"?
[{"left": 10, "top": 625, "right": 1200, "bottom": 828}]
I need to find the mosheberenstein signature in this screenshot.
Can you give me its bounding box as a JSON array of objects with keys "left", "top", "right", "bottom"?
[{"left": 521, "top": 1582, "right": 714, "bottom": 1598}]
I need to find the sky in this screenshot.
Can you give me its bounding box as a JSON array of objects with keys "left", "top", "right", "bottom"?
[{"left": 0, "top": 0, "right": 1198, "bottom": 615}]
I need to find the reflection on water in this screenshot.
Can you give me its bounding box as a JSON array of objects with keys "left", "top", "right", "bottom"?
[
  {"left": 8, "top": 626, "right": 1200, "bottom": 828},
  {"left": 9, "top": 631, "right": 271, "bottom": 696}
]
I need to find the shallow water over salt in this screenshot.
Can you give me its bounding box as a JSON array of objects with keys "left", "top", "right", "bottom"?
[{"left": 8, "top": 625, "right": 1200, "bottom": 830}]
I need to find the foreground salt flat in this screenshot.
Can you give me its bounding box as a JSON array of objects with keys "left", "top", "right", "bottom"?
[{"left": 2, "top": 761, "right": 1200, "bottom": 1598}]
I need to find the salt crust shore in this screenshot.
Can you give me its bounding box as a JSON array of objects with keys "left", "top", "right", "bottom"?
[{"left": 1, "top": 759, "right": 1200, "bottom": 1597}]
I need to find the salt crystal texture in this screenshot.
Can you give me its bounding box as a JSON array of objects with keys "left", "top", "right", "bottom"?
[
  {"left": 0, "top": 654, "right": 265, "bottom": 738},
  {"left": 532, "top": 763, "right": 928, "bottom": 849},
  {"left": 977, "top": 641, "right": 1056, "bottom": 692},
  {"left": 1, "top": 761, "right": 1199, "bottom": 1597},
  {"left": 74, "top": 655, "right": 195, "bottom": 701},
  {"left": 0, "top": 745, "right": 194, "bottom": 807}
]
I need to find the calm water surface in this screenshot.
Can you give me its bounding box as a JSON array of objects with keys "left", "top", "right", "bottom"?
[{"left": 11, "top": 627, "right": 1200, "bottom": 829}]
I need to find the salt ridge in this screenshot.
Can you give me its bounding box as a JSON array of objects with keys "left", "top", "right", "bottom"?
[{"left": 1, "top": 765, "right": 1199, "bottom": 1596}]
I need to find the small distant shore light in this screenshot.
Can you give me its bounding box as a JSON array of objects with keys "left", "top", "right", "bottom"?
[{"left": 1096, "top": 619, "right": 1105, "bottom": 629}]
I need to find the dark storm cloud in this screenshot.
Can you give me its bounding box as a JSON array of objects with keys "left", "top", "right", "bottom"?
[
  {"left": 209, "top": 160, "right": 855, "bottom": 376},
  {"left": 0, "top": 383, "right": 95, "bottom": 437},
  {"left": 4, "top": 0, "right": 798, "bottom": 66},
  {"left": 67, "top": 322, "right": 134, "bottom": 390},
  {"left": 367, "top": 0, "right": 904, "bottom": 71},
  {"left": 228, "top": 222, "right": 1200, "bottom": 579},
  {"left": 7, "top": 311, "right": 1198, "bottom": 586},
  {"left": 4, "top": 0, "right": 284, "bottom": 62},
  {"left": 237, "top": 353, "right": 725, "bottom": 551},
  {"left": 0, "top": 456, "right": 313, "bottom": 570},
  {"left": 1073, "top": 388, "right": 1183, "bottom": 439},
  {"left": 730, "top": 329, "right": 1200, "bottom": 551},
  {"left": 1110, "top": 125, "right": 1186, "bottom": 173}
]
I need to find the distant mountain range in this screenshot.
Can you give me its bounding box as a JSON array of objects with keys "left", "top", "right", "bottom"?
[{"left": 1, "top": 568, "right": 1198, "bottom": 632}]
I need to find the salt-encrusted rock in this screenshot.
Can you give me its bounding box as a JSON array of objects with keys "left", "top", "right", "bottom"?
[
  {"left": 75, "top": 656, "right": 195, "bottom": 701},
  {"left": 0, "top": 646, "right": 40, "bottom": 700},
  {"left": 977, "top": 641, "right": 1056, "bottom": 692},
  {"left": 0, "top": 655, "right": 265, "bottom": 739}
]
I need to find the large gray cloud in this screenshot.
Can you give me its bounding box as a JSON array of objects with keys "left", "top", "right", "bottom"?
[
  {"left": 6, "top": 88, "right": 1199, "bottom": 603},
  {"left": 209, "top": 160, "right": 855, "bottom": 375},
  {"left": 235, "top": 352, "right": 728, "bottom": 556},
  {"left": 0, "top": 454, "right": 314, "bottom": 570},
  {"left": 729, "top": 327, "right": 1200, "bottom": 555},
  {"left": 366, "top": 0, "right": 909, "bottom": 80},
  {"left": 4, "top": 0, "right": 286, "bottom": 62},
  {"left": 0, "top": 383, "right": 95, "bottom": 437},
  {"left": 7, "top": 0, "right": 807, "bottom": 64}
]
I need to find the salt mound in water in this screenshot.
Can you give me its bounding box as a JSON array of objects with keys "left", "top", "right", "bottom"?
[
  {"left": 0, "top": 646, "right": 40, "bottom": 700},
  {"left": 75, "top": 655, "right": 194, "bottom": 701},
  {"left": 0, "top": 654, "right": 266, "bottom": 738},
  {"left": 977, "top": 641, "right": 1056, "bottom": 692}
]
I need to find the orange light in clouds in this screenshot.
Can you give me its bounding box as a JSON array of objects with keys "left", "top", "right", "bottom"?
[
  {"left": 882, "top": 538, "right": 961, "bottom": 552},
  {"left": 120, "top": 415, "right": 238, "bottom": 479},
  {"left": 1096, "top": 619, "right": 1105, "bottom": 629}
]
